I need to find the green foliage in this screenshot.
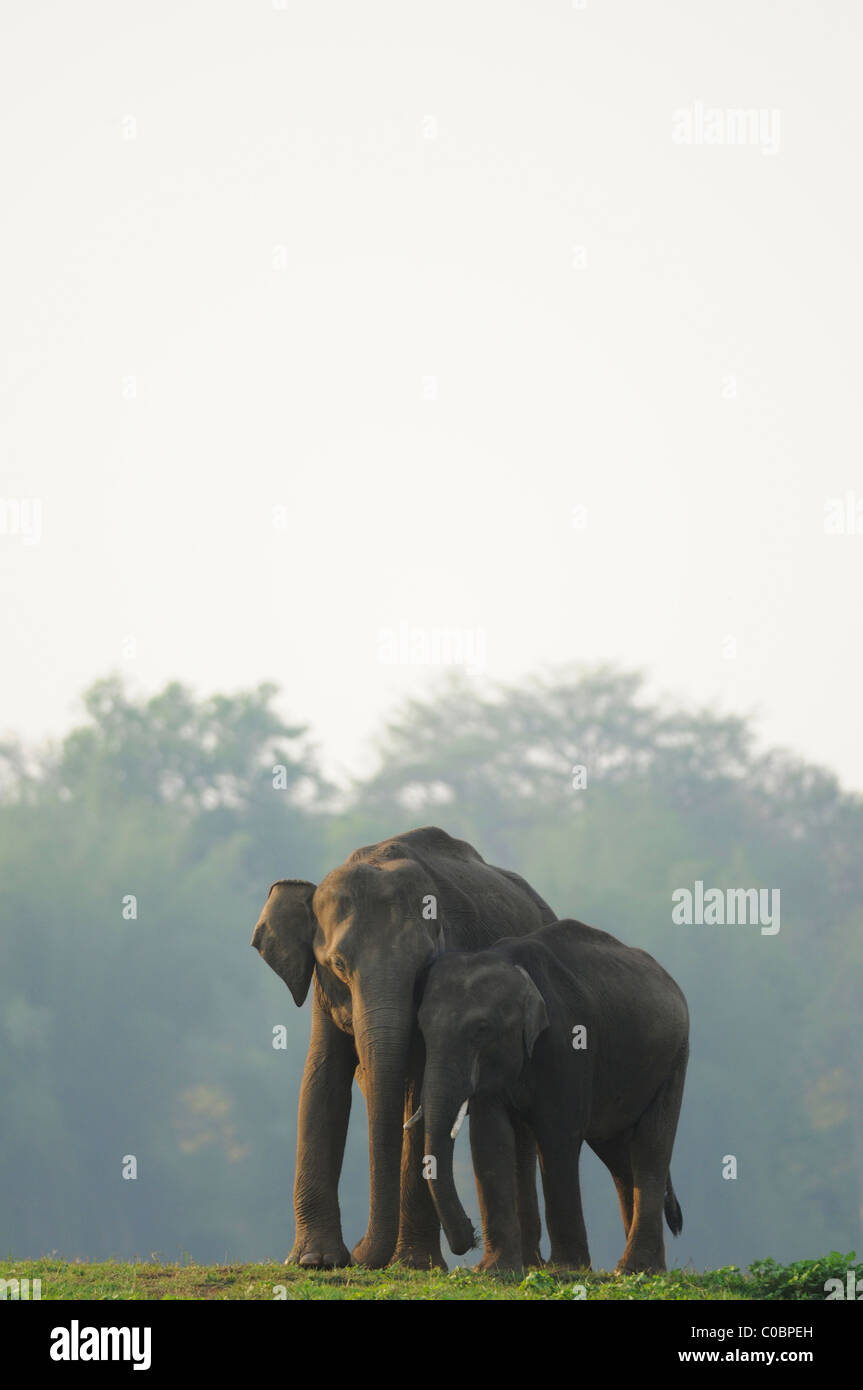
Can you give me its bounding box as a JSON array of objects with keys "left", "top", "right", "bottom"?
[
  {"left": 746, "top": 1253, "right": 862, "bottom": 1300},
  {"left": 7, "top": 1255, "right": 856, "bottom": 1301},
  {"left": 52, "top": 675, "right": 327, "bottom": 811},
  {"left": 0, "top": 676, "right": 329, "bottom": 1262},
  {"left": 1, "top": 1257, "right": 817, "bottom": 1301}
]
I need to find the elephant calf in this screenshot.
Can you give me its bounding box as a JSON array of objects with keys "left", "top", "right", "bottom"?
[{"left": 413, "top": 919, "right": 689, "bottom": 1273}]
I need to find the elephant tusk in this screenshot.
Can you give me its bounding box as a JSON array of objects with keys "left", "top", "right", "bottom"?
[
  {"left": 404, "top": 1105, "right": 424, "bottom": 1131},
  {"left": 450, "top": 1100, "right": 469, "bottom": 1140}
]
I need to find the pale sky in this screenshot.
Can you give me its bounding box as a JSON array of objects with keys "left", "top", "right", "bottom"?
[{"left": 2, "top": 1, "right": 861, "bottom": 789}]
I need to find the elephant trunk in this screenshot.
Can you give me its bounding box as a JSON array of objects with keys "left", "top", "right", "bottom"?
[
  {"left": 351, "top": 996, "right": 414, "bottom": 1268},
  {"left": 422, "top": 1081, "right": 477, "bottom": 1257}
]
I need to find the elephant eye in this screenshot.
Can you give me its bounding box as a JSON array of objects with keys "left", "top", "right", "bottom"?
[{"left": 330, "top": 955, "right": 349, "bottom": 978}]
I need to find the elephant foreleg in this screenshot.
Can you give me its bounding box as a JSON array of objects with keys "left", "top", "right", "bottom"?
[
  {"left": 394, "top": 1071, "right": 447, "bottom": 1270},
  {"left": 288, "top": 1001, "right": 356, "bottom": 1268},
  {"left": 535, "top": 1124, "right": 591, "bottom": 1271},
  {"left": 469, "top": 1095, "right": 524, "bottom": 1271},
  {"left": 512, "top": 1112, "right": 544, "bottom": 1266}
]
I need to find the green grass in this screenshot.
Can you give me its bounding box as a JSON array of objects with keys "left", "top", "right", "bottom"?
[{"left": 1, "top": 1253, "right": 858, "bottom": 1300}]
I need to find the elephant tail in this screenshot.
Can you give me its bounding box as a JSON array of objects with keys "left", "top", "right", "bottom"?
[{"left": 664, "top": 1173, "right": 683, "bottom": 1236}]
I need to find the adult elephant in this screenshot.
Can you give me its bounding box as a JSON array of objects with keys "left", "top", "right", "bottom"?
[{"left": 251, "top": 826, "right": 556, "bottom": 1269}]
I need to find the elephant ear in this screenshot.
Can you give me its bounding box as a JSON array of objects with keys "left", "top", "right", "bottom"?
[
  {"left": 514, "top": 965, "right": 549, "bottom": 1058},
  {"left": 252, "top": 879, "right": 318, "bottom": 1007}
]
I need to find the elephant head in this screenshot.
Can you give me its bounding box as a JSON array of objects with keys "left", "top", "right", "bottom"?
[
  {"left": 415, "top": 954, "right": 549, "bottom": 1255},
  {"left": 252, "top": 856, "right": 443, "bottom": 1266}
]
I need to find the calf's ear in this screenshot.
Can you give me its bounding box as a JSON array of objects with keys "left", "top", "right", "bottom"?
[
  {"left": 252, "top": 879, "right": 318, "bottom": 1007},
  {"left": 514, "top": 965, "right": 549, "bottom": 1057}
]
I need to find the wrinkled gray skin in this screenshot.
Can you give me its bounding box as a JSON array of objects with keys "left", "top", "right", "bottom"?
[
  {"left": 251, "top": 827, "right": 556, "bottom": 1269},
  {"left": 417, "top": 920, "right": 689, "bottom": 1273}
]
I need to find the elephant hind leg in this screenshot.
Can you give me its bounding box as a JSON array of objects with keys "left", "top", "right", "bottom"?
[
  {"left": 615, "top": 1048, "right": 688, "bottom": 1275},
  {"left": 588, "top": 1132, "right": 634, "bottom": 1240}
]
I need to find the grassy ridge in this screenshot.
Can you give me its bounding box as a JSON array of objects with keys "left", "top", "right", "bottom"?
[{"left": 1, "top": 1254, "right": 857, "bottom": 1301}]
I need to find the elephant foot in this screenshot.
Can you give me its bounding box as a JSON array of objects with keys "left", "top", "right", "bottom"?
[
  {"left": 286, "top": 1236, "right": 351, "bottom": 1269},
  {"left": 351, "top": 1235, "right": 396, "bottom": 1269},
  {"left": 548, "top": 1253, "right": 591, "bottom": 1273},
  {"left": 393, "top": 1244, "right": 448, "bottom": 1271},
  {"left": 476, "top": 1250, "right": 523, "bottom": 1274},
  {"left": 615, "top": 1256, "right": 666, "bottom": 1276},
  {"left": 523, "top": 1246, "right": 545, "bottom": 1267}
]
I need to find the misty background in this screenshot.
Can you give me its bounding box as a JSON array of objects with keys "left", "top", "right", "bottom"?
[{"left": 1, "top": 1, "right": 861, "bottom": 1269}]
